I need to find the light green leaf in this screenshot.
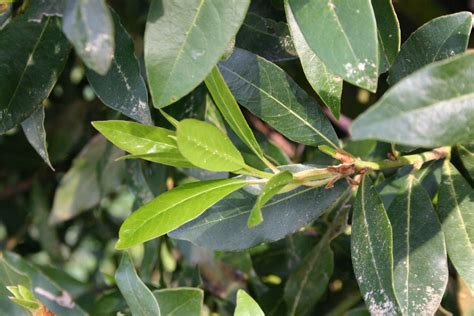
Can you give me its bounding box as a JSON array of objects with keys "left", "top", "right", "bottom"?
[
  {"left": 352, "top": 52, "right": 474, "bottom": 147},
  {"left": 63, "top": 0, "right": 114, "bottom": 75},
  {"left": 116, "top": 178, "right": 248, "bottom": 249},
  {"left": 372, "top": 0, "right": 400, "bottom": 73},
  {"left": 145, "top": 0, "right": 250, "bottom": 108},
  {"left": 457, "top": 144, "right": 474, "bottom": 180},
  {"left": 21, "top": 106, "right": 53, "bottom": 170},
  {"left": 248, "top": 170, "right": 293, "bottom": 228},
  {"left": 388, "top": 12, "right": 472, "bottom": 85},
  {"left": 219, "top": 48, "right": 339, "bottom": 148},
  {"left": 177, "top": 119, "right": 247, "bottom": 172},
  {"left": 115, "top": 253, "right": 161, "bottom": 316},
  {"left": 351, "top": 176, "right": 401, "bottom": 315},
  {"left": 438, "top": 161, "right": 474, "bottom": 293},
  {"left": 285, "top": 0, "right": 342, "bottom": 118},
  {"left": 234, "top": 290, "right": 264, "bottom": 316},
  {"left": 153, "top": 288, "right": 203, "bottom": 316},
  {"left": 387, "top": 175, "right": 447, "bottom": 314},
  {"left": 287, "top": 0, "right": 379, "bottom": 92},
  {"left": 86, "top": 9, "right": 151, "bottom": 125}
]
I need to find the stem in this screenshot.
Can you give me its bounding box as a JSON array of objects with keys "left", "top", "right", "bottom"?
[
  {"left": 261, "top": 156, "right": 280, "bottom": 173},
  {"left": 239, "top": 165, "right": 274, "bottom": 179}
]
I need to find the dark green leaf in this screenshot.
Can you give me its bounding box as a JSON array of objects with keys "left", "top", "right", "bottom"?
[
  {"left": 153, "top": 288, "right": 203, "bottom": 316},
  {"left": 457, "top": 144, "right": 474, "bottom": 180},
  {"left": 352, "top": 52, "right": 474, "bottom": 147},
  {"left": 21, "top": 106, "right": 53, "bottom": 170},
  {"left": 26, "top": 0, "right": 64, "bottom": 23},
  {"left": 145, "top": 0, "right": 250, "bottom": 108},
  {"left": 235, "top": 290, "right": 264, "bottom": 316}
]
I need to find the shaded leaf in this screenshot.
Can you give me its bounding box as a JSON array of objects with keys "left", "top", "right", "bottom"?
[
  {"left": 21, "top": 106, "right": 53, "bottom": 170},
  {"left": 153, "top": 288, "right": 203, "bottom": 316},
  {"left": 457, "top": 144, "right": 474, "bottom": 180},
  {"left": 26, "top": 0, "right": 64, "bottom": 23},
  {"left": 235, "top": 290, "right": 264, "bottom": 316}
]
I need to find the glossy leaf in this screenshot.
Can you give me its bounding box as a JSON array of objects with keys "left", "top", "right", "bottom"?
[
  {"left": 287, "top": 0, "right": 379, "bottom": 92},
  {"left": 153, "top": 288, "right": 203, "bottom": 316},
  {"left": 352, "top": 52, "right": 474, "bottom": 147},
  {"left": 458, "top": 144, "right": 474, "bottom": 180},
  {"left": 438, "top": 161, "right": 474, "bottom": 292},
  {"left": 63, "top": 0, "right": 114, "bottom": 75},
  {"left": 21, "top": 106, "right": 53, "bottom": 170},
  {"left": 388, "top": 12, "right": 472, "bottom": 85},
  {"left": 387, "top": 175, "right": 447, "bottom": 314},
  {"left": 86, "top": 10, "right": 151, "bottom": 125},
  {"left": 219, "top": 48, "right": 338, "bottom": 148},
  {"left": 177, "top": 119, "right": 247, "bottom": 172},
  {"left": 115, "top": 253, "right": 161, "bottom": 316},
  {"left": 0, "top": 15, "right": 69, "bottom": 133},
  {"left": 248, "top": 170, "right": 293, "bottom": 228},
  {"left": 285, "top": 0, "right": 342, "bottom": 118},
  {"left": 116, "top": 178, "right": 248, "bottom": 249},
  {"left": 372, "top": 0, "right": 400, "bottom": 73},
  {"left": 235, "top": 290, "right": 264, "bottom": 316},
  {"left": 351, "top": 176, "right": 400, "bottom": 315},
  {"left": 92, "top": 120, "right": 193, "bottom": 168},
  {"left": 145, "top": 0, "right": 250, "bottom": 108},
  {"left": 26, "top": 0, "right": 64, "bottom": 23}
]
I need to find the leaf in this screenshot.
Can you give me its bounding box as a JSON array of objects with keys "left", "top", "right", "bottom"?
[
  {"left": 284, "top": 1, "right": 342, "bottom": 118},
  {"left": 386, "top": 175, "right": 448, "bottom": 314},
  {"left": 352, "top": 52, "right": 474, "bottom": 147},
  {"left": 145, "top": 0, "right": 250, "bottom": 108},
  {"left": 236, "top": 13, "right": 297, "bottom": 61},
  {"left": 115, "top": 253, "right": 161, "bottom": 316},
  {"left": 63, "top": 0, "right": 114, "bottom": 75},
  {"left": 0, "top": 15, "right": 69, "bottom": 134},
  {"left": 438, "top": 161, "right": 474, "bottom": 293},
  {"left": 116, "top": 178, "right": 248, "bottom": 249},
  {"left": 170, "top": 165, "right": 350, "bottom": 251},
  {"left": 234, "top": 290, "right": 264, "bottom": 316},
  {"left": 371, "top": 0, "right": 400, "bottom": 73},
  {"left": 0, "top": 257, "right": 31, "bottom": 291},
  {"left": 92, "top": 120, "right": 193, "bottom": 168},
  {"left": 21, "top": 106, "right": 53, "bottom": 170},
  {"left": 248, "top": 170, "right": 293, "bottom": 228},
  {"left": 388, "top": 12, "right": 472, "bottom": 85},
  {"left": 153, "top": 288, "right": 203, "bottom": 316},
  {"left": 219, "top": 48, "right": 338, "bottom": 148},
  {"left": 457, "top": 144, "right": 474, "bottom": 180},
  {"left": 86, "top": 10, "right": 151, "bottom": 125},
  {"left": 287, "top": 0, "right": 379, "bottom": 92},
  {"left": 177, "top": 119, "right": 247, "bottom": 172},
  {"left": 351, "top": 176, "right": 401, "bottom": 315},
  {"left": 26, "top": 0, "right": 64, "bottom": 23}
]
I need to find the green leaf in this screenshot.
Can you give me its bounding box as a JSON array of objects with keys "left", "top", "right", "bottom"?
[
  {"left": 116, "top": 178, "right": 248, "bottom": 249},
  {"left": 0, "top": 15, "right": 69, "bottom": 134},
  {"left": 388, "top": 12, "right": 472, "bottom": 85},
  {"left": 287, "top": 0, "right": 379, "bottom": 92},
  {"left": 115, "top": 253, "right": 161, "bottom": 316},
  {"left": 21, "top": 106, "right": 53, "bottom": 170},
  {"left": 351, "top": 176, "right": 400, "bottom": 315},
  {"left": 371, "top": 0, "right": 400, "bottom": 73},
  {"left": 153, "top": 288, "right": 203, "bottom": 316},
  {"left": 26, "top": 0, "right": 64, "bottom": 23},
  {"left": 284, "top": 0, "right": 342, "bottom": 118},
  {"left": 457, "top": 144, "right": 474, "bottom": 180},
  {"left": 352, "top": 52, "right": 474, "bottom": 147},
  {"left": 234, "top": 290, "right": 264, "bottom": 316},
  {"left": 145, "top": 0, "right": 250, "bottom": 108},
  {"left": 0, "top": 259, "right": 31, "bottom": 316},
  {"left": 248, "top": 170, "right": 293, "bottom": 228},
  {"left": 387, "top": 175, "right": 448, "bottom": 314},
  {"left": 63, "top": 0, "right": 114, "bottom": 75},
  {"left": 438, "top": 161, "right": 474, "bottom": 293},
  {"left": 236, "top": 13, "right": 297, "bottom": 62},
  {"left": 92, "top": 120, "right": 193, "bottom": 168},
  {"left": 219, "top": 48, "right": 338, "bottom": 148},
  {"left": 86, "top": 10, "right": 151, "bottom": 125},
  {"left": 170, "top": 165, "right": 350, "bottom": 250},
  {"left": 177, "top": 119, "right": 247, "bottom": 172}
]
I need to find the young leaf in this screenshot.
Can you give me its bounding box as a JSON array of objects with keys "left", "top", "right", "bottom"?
[
  {"left": 438, "top": 161, "right": 474, "bottom": 293},
  {"left": 386, "top": 175, "right": 448, "bottom": 314},
  {"left": 457, "top": 144, "right": 474, "bottom": 180},
  {"left": 0, "top": 15, "right": 69, "bottom": 134},
  {"left": 352, "top": 52, "right": 474, "bottom": 147},
  {"left": 115, "top": 253, "right": 161, "bottom": 316},
  {"left": 219, "top": 48, "right": 339, "bottom": 148},
  {"left": 177, "top": 119, "right": 247, "bottom": 172},
  {"left": 86, "top": 10, "right": 152, "bottom": 125},
  {"left": 63, "top": 0, "right": 114, "bottom": 75},
  {"left": 21, "top": 106, "right": 53, "bottom": 170},
  {"left": 116, "top": 178, "right": 248, "bottom": 249},
  {"left": 248, "top": 170, "right": 293, "bottom": 228},
  {"left": 351, "top": 176, "right": 401, "bottom": 315},
  {"left": 153, "top": 288, "right": 203, "bottom": 316},
  {"left": 388, "top": 12, "right": 472, "bottom": 85},
  {"left": 287, "top": 0, "right": 379, "bottom": 92},
  {"left": 145, "top": 0, "right": 250, "bottom": 108},
  {"left": 234, "top": 290, "right": 264, "bottom": 316},
  {"left": 285, "top": 0, "right": 342, "bottom": 118}
]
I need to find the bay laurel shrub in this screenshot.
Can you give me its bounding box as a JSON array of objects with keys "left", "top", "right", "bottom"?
[{"left": 0, "top": 0, "right": 473, "bottom": 315}]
